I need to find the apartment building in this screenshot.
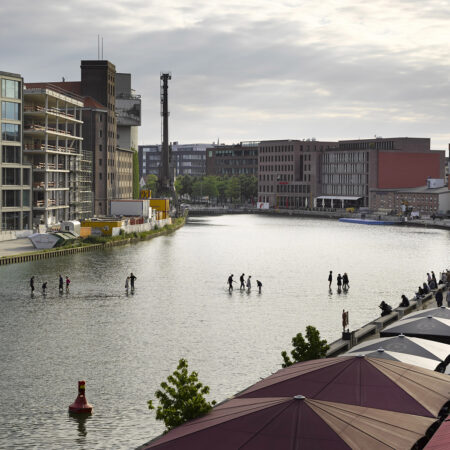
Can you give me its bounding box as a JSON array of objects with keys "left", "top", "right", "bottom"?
[
  {"left": 0, "top": 71, "right": 32, "bottom": 230},
  {"left": 23, "top": 84, "right": 85, "bottom": 225},
  {"left": 206, "top": 142, "right": 258, "bottom": 177}
]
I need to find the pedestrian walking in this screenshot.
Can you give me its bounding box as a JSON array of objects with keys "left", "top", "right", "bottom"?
[
  {"left": 59, "top": 274, "right": 64, "bottom": 292},
  {"left": 446, "top": 290, "right": 450, "bottom": 307},
  {"left": 228, "top": 274, "right": 235, "bottom": 292},
  {"left": 328, "top": 271, "right": 333, "bottom": 288},
  {"left": 65, "top": 276, "right": 70, "bottom": 292},
  {"left": 337, "top": 274, "right": 342, "bottom": 290},
  {"left": 125, "top": 276, "right": 130, "bottom": 290},
  {"left": 246, "top": 275, "right": 252, "bottom": 292},
  {"left": 435, "top": 290, "right": 443, "bottom": 307},
  {"left": 240, "top": 273, "right": 245, "bottom": 290},
  {"left": 30, "top": 276, "right": 35, "bottom": 293},
  {"left": 130, "top": 273, "right": 137, "bottom": 290},
  {"left": 257, "top": 280, "right": 262, "bottom": 294},
  {"left": 42, "top": 282, "right": 47, "bottom": 294},
  {"left": 342, "top": 273, "right": 349, "bottom": 290}
]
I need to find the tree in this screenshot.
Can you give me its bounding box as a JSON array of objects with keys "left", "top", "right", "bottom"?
[
  {"left": 217, "top": 177, "right": 229, "bottom": 203},
  {"left": 226, "top": 177, "right": 241, "bottom": 202},
  {"left": 148, "top": 359, "right": 216, "bottom": 431},
  {"left": 203, "top": 176, "right": 218, "bottom": 200},
  {"left": 145, "top": 174, "right": 159, "bottom": 197},
  {"left": 132, "top": 150, "right": 139, "bottom": 199},
  {"left": 281, "top": 326, "right": 329, "bottom": 368}
]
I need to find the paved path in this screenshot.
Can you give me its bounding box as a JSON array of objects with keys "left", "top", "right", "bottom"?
[{"left": 0, "top": 238, "right": 36, "bottom": 257}]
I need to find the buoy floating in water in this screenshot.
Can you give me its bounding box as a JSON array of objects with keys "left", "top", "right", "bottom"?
[{"left": 68, "top": 380, "right": 93, "bottom": 414}]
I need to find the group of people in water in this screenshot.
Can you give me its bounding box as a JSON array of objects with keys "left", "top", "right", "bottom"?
[
  {"left": 125, "top": 273, "right": 137, "bottom": 292},
  {"left": 328, "top": 271, "right": 350, "bottom": 293},
  {"left": 379, "top": 269, "right": 450, "bottom": 316},
  {"left": 228, "top": 274, "right": 262, "bottom": 294},
  {"left": 29, "top": 274, "right": 70, "bottom": 295}
]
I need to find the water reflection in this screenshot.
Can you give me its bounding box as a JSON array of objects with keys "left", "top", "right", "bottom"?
[{"left": 69, "top": 412, "right": 91, "bottom": 439}]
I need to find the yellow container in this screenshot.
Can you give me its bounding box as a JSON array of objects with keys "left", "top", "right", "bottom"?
[
  {"left": 79, "top": 227, "right": 92, "bottom": 238},
  {"left": 150, "top": 198, "right": 170, "bottom": 214},
  {"left": 81, "top": 220, "right": 123, "bottom": 236}
]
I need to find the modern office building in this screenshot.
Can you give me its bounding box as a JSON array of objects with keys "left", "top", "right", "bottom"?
[
  {"left": 258, "top": 139, "right": 336, "bottom": 208},
  {"left": 139, "top": 142, "right": 210, "bottom": 179},
  {"left": 0, "top": 71, "right": 32, "bottom": 230},
  {"left": 206, "top": 142, "right": 258, "bottom": 177},
  {"left": 23, "top": 83, "right": 86, "bottom": 225}
]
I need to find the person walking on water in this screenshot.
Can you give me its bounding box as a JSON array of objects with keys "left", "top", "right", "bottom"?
[
  {"left": 240, "top": 273, "right": 245, "bottom": 290},
  {"left": 30, "top": 276, "right": 35, "bottom": 293},
  {"left": 42, "top": 282, "right": 47, "bottom": 294},
  {"left": 125, "top": 276, "right": 130, "bottom": 291},
  {"left": 257, "top": 280, "right": 262, "bottom": 294},
  {"left": 342, "top": 273, "right": 349, "bottom": 290},
  {"left": 59, "top": 275, "right": 64, "bottom": 292},
  {"left": 130, "top": 273, "right": 137, "bottom": 290},
  {"left": 65, "top": 276, "right": 70, "bottom": 292},
  {"left": 337, "top": 274, "right": 342, "bottom": 291},
  {"left": 246, "top": 275, "right": 252, "bottom": 292},
  {"left": 228, "top": 274, "right": 235, "bottom": 292},
  {"left": 328, "top": 271, "right": 333, "bottom": 288}
]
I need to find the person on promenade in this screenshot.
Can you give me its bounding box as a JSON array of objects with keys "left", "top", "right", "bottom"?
[
  {"left": 30, "top": 276, "right": 35, "bottom": 293},
  {"left": 240, "top": 273, "right": 245, "bottom": 290},
  {"left": 379, "top": 301, "right": 392, "bottom": 316},
  {"left": 435, "top": 290, "right": 443, "bottom": 307},
  {"left": 42, "top": 282, "right": 47, "bottom": 294},
  {"left": 328, "top": 271, "right": 333, "bottom": 288},
  {"left": 429, "top": 278, "right": 437, "bottom": 290},
  {"left": 337, "top": 274, "right": 342, "bottom": 292},
  {"left": 423, "top": 282, "right": 430, "bottom": 294},
  {"left": 257, "top": 280, "right": 262, "bottom": 294},
  {"left": 432, "top": 271, "right": 437, "bottom": 287},
  {"left": 59, "top": 275, "right": 64, "bottom": 292},
  {"left": 65, "top": 276, "right": 70, "bottom": 292},
  {"left": 427, "top": 273, "right": 432, "bottom": 284},
  {"left": 399, "top": 294, "right": 410, "bottom": 308},
  {"left": 246, "top": 275, "right": 252, "bottom": 292},
  {"left": 228, "top": 274, "right": 235, "bottom": 292},
  {"left": 446, "top": 290, "right": 450, "bottom": 307},
  {"left": 130, "top": 273, "right": 137, "bottom": 290},
  {"left": 343, "top": 273, "right": 349, "bottom": 290},
  {"left": 416, "top": 286, "right": 425, "bottom": 298}
]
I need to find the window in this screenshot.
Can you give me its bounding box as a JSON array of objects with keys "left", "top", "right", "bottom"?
[
  {"left": 2, "top": 190, "right": 21, "bottom": 207},
  {"left": 2, "top": 211, "right": 20, "bottom": 229},
  {"left": 99, "top": 144, "right": 103, "bottom": 152},
  {"left": 23, "top": 190, "right": 30, "bottom": 207},
  {"left": 23, "top": 169, "right": 30, "bottom": 185},
  {"left": 2, "top": 145, "right": 20, "bottom": 163},
  {"left": 2, "top": 101, "right": 20, "bottom": 120},
  {"left": 1, "top": 123, "right": 20, "bottom": 141},
  {"left": 1, "top": 79, "right": 21, "bottom": 99},
  {"left": 2, "top": 168, "right": 21, "bottom": 185},
  {"left": 99, "top": 158, "right": 102, "bottom": 166}
]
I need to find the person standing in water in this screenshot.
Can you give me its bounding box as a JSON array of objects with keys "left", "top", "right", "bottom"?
[
  {"left": 228, "top": 274, "right": 235, "bottom": 292},
  {"left": 59, "top": 275, "right": 64, "bottom": 292},
  {"left": 125, "top": 276, "right": 130, "bottom": 291},
  {"left": 257, "top": 280, "right": 262, "bottom": 294},
  {"left": 247, "top": 275, "right": 252, "bottom": 292},
  {"left": 42, "top": 282, "right": 47, "bottom": 294},
  {"left": 328, "top": 271, "right": 333, "bottom": 288},
  {"left": 65, "top": 276, "right": 70, "bottom": 292},
  {"left": 342, "top": 273, "right": 349, "bottom": 290},
  {"left": 30, "top": 276, "right": 35, "bottom": 294},
  {"left": 240, "top": 273, "right": 245, "bottom": 290},
  {"left": 337, "top": 274, "right": 342, "bottom": 292},
  {"left": 130, "top": 273, "right": 137, "bottom": 290}
]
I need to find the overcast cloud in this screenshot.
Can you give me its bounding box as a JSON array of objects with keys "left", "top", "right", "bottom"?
[{"left": 1, "top": 0, "right": 450, "bottom": 151}]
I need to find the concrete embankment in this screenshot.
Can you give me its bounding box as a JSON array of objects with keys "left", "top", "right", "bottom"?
[
  {"left": 326, "top": 284, "right": 448, "bottom": 357},
  {"left": 0, "top": 217, "right": 185, "bottom": 266}
]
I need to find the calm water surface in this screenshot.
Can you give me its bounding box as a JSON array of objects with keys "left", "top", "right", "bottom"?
[{"left": 0, "top": 215, "right": 449, "bottom": 449}]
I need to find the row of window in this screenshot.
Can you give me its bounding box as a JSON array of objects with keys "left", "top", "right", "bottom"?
[
  {"left": 260, "top": 154, "right": 294, "bottom": 163},
  {"left": 322, "top": 184, "right": 367, "bottom": 196},
  {"left": 322, "top": 174, "right": 368, "bottom": 185},
  {"left": 1, "top": 79, "right": 21, "bottom": 100},
  {"left": 323, "top": 152, "right": 368, "bottom": 163},
  {"left": 339, "top": 141, "right": 394, "bottom": 150},
  {"left": 2, "top": 145, "right": 21, "bottom": 163},
  {"left": 1, "top": 123, "right": 20, "bottom": 141},
  {"left": 2, "top": 168, "right": 30, "bottom": 185},
  {"left": 1, "top": 101, "right": 20, "bottom": 120},
  {"left": 322, "top": 163, "right": 368, "bottom": 174},
  {"left": 260, "top": 165, "right": 294, "bottom": 172},
  {"left": 1, "top": 189, "right": 30, "bottom": 207},
  {"left": 1, "top": 211, "right": 30, "bottom": 230}
]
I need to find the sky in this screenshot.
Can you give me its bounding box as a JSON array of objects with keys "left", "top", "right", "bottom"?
[{"left": 1, "top": 0, "right": 450, "bottom": 153}]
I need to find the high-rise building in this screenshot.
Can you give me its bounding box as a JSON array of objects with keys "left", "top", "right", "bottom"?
[
  {"left": 23, "top": 83, "right": 86, "bottom": 225},
  {"left": 0, "top": 71, "right": 32, "bottom": 230}
]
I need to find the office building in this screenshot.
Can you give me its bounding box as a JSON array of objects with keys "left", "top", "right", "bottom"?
[
  {"left": 0, "top": 71, "right": 32, "bottom": 230},
  {"left": 206, "top": 142, "right": 258, "bottom": 177}
]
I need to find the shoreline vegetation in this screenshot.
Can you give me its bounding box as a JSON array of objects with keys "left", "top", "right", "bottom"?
[{"left": 0, "top": 217, "right": 186, "bottom": 266}]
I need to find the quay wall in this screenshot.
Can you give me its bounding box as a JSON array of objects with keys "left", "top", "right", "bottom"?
[{"left": 0, "top": 218, "right": 184, "bottom": 266}]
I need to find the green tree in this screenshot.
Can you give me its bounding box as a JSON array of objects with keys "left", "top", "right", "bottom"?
[
  {"left": 148, "top": 359, "right": 216, "bottom": 431},
  {"left": 133, "top": 150, "right": 139, "bottom": 199},
  {"left": 217, "top": 177, "right": 229, "bottom": 203},
  {"left": 226, "top": 177, "right": 241, "bottom": 202},
  {"left": 281, "top": 326, "right": 329, "bottom": 368},
  {"left": 203, "top": 176, "right": 218, "bottom": 200},
  {"left": 145, "top": 174, "right": 159, "bottom": 197}
]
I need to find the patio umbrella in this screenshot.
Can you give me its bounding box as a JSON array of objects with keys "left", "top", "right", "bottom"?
[
  {"left": 341, "top": 348, "right": 443, "bottom": 371},
  {"left": 236, "top": 356, "right": 450, "bottom": 418},
  {"left": 380, "top": 316, "right": 450, "bottom": 344},
  {"left": 425, "top": 418, "right": 450, "bottom": 449},
  {"left": 144, "top": 396, "right": 437, "bottom": 450},
  {"left": 345, "top": 335, "right": 450, "bottom": 371},
  {"left": 403, "top": 306, "right": 450, "bottom": 321}
]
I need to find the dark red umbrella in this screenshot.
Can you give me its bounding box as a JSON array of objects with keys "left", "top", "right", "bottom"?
[
  {"left": 236, "top": 356, "right": 450, "bottom": 417},
  {"left": 425, "top": 418, "right": 450, "bottom": 449},
  {"left": 144, "top": 396, "right": 436, "bottom": 449}
]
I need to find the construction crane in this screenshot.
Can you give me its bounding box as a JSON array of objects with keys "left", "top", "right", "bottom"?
[{"left": 159, "top": 72, "right": 179, "bottom": 215}]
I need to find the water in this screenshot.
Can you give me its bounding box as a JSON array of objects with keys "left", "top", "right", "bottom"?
[{"left": 0, "top": 215, "right": 448, "bottom": 449}]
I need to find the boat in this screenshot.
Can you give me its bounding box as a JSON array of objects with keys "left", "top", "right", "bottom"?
[{"left": 338, "top": 218, "right": 402, "bottom": 225}]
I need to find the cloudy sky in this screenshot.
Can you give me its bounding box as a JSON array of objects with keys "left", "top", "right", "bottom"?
[{"left": 2, "top": 0, "right": 450, "bottom": 152}]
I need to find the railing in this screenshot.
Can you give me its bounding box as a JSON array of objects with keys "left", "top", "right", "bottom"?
[
  {"left": 24, "top": 124, "right": 74, "bottom": 136},
  {"left": 24, "top": 143, "right": 78, "bottom": 154}
]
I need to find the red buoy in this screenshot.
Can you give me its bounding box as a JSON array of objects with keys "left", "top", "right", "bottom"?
[{"left": 68, "top": 380, "right": 93, "bottom": 414}]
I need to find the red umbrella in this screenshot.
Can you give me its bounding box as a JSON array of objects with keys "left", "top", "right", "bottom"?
[
  {"left": 144, "top": 396, "right": 436, "bottom": 449},
  {"left": 425, "top": 418, "right": 450, "bottom": 449},
  {"left": 236, "top": 356, "right": 450, "bottom": 417}
]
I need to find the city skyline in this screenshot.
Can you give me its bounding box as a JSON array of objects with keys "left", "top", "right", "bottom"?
[{"left": 2, "top": 0, "right": 450, "bottom": 153}]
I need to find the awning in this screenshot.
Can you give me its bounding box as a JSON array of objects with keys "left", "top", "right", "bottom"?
[{"left": 315, "top": 196, "right": 362, "bottom": 201}]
